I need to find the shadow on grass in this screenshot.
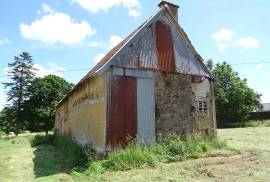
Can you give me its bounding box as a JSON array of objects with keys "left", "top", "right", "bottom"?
[{"left": 32, "top": 145, "right": 70, "bottom": 178}]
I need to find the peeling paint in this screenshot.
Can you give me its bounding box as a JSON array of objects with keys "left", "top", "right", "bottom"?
[{"left": 55, "top": 75, "right": 106, "bottom": 152}]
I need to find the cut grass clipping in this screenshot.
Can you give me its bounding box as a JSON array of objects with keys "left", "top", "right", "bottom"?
[{"left": 31, "top": 134, "right": 228, "bottom": 174}]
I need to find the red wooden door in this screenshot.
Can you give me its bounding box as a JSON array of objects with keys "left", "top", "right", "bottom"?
[{"left": 107, "top": 75, "right": 137, "bottom": 148}]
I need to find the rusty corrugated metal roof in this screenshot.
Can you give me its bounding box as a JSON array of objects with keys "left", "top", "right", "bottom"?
[
  {"left": 56, "top": 6, "right": 211, "bottom": 107},
  {"left": 56, "top": 20, "right": 148, "bottom": 107},
  {"left": 78, "top": 22, "right": 146, "bottom": 84}
]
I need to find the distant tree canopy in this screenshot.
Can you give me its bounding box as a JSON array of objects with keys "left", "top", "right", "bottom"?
[
  {"left": 0, "top": 52, "right": 73, "bottom": 134},
  {"left": 207, "top": 60, "right": 261, "bottom": 126},
  {"left": 23, "top": 75, "right": 73, "bottom": 133}
]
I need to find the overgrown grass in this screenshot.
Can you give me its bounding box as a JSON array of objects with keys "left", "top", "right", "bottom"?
[
  {"left": 31, "top": 134, "right": 87, "bottom": 168},
  {"left": 98, "top": 136, "right": 227, "bottom": 172},
  {"left": 31, "top": 134, "right": 229, "bottom": 176}
]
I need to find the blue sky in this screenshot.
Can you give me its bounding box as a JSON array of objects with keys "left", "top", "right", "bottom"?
[{"left": 0, "top": 0, "right": 269, "bottom": 109}]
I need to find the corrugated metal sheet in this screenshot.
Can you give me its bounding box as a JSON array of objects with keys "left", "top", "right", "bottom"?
[
  {"left": 112, "top": 67, "right": 154, "bottom": 78},
  {"left": 137, "top": 78, "right": 155, "bottom": 144},
  {"left": 113, "top": 25, "right": 158, "bottom": 70},
  {"left": 155, "top": 20, "right": 176, "bottom": 72},
  {"left": 106, "top": 75, "right": 137, "bottom": 148}
]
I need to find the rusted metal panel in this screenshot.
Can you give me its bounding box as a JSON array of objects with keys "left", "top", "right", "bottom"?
[
  {"left": 155, "top": 20, "right": 176, "bottom": 72},
  {"left": 107, "top": 75, "right": 137, "bottom": 148},
  {"left": 112, "top": 66, "right": 154, "bottom": 78},
  {"left": 112, "top": 25, "right": 158, "bottom": 70},
  {"left": 137, "top": 78, "right": 155, "bottom": 144}
]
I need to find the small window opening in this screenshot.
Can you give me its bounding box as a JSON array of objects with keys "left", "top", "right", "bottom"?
[{"left": 196, "top": 101, "right": 207, "bottom": 114}]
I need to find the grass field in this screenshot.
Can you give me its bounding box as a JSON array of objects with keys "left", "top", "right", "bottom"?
[{"left": 1, "top": 127, "right": 270, "bottom": 181}]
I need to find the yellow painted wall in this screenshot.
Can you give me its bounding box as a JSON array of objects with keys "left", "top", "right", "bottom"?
[{"left": 55, "top": 74, "right": 106, "bottom": 152}]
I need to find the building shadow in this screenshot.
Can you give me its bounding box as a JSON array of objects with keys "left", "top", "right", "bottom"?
[{"left": 32, "top": 145, "right": 70, "bottom": 178}]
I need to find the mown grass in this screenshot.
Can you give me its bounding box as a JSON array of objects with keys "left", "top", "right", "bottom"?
[
  {"left": 243, "top": 119, "right": 270, "bottom": 127},
  {"left": 219, "top": 119, "right": 270, "bottom": 128},
  {"left": 0, "top": 130, "right": 5, "bottom": 138}
]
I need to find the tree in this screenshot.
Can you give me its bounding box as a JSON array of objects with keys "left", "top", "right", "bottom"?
[
  {"left": 3, "top": 52, "right": 36, "bottom": 135},
  {"left": 0, "top": 107, "right": 16, "bottom": 134},
  {"left": 206, "top": 59, "right": 214, "bottom": 71},
  {"left": 212, "top": 62, "right": 261, "bottom": 126},
  {"left": 23, "top": 75, "right": 73, "bottom": 133}
]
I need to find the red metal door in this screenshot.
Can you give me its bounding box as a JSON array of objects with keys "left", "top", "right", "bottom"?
[{"left": 107, "top": 75, "right": 137, "bottom": 148}]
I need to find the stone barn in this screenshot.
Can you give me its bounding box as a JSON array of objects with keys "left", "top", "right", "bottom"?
[{"left": 55, "top": 1, "right": 217, "bottom": 153}]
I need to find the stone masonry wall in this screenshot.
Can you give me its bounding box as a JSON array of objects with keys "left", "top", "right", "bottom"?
[{"left": 155, "top": 72, "right": 195, "bottom": 137}]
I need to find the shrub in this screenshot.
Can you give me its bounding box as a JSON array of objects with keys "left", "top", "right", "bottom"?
[{"left": 31, "top": 134, "right": 54, "bottom": 146}]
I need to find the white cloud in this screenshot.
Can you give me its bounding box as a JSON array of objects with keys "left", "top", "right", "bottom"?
[
  {"left": 212, "top": 29, "right": 259, "bottom": 51},
  {"left": 128, "top": 9, "right": 140, "bottom": 18},
  {"left": 20, "top": 12, "right": 95, "bottom": 44},
  {"left": 211, "top": 28, "right": 234, "bottom": 43},
  {"left": 93, "top": 35, "right": 123, "bottom": 63},
  {"left": 0, "top": 37, "right": 11, "bottom": 45},
  {"left": 261, "top": 94, "right": 270, "bottom": 103},
  {"left": 33, "top": 63, "right": 66, "bottom": 77},
  {"left": 234, "top": 37, "right": 259, "bottom": 49},
  {"left": 217, "top": 43, "right": 229, "bottom": 52},
  {"left": 38, "top": 3, "right": 54, "bottom": 14},
  {"left": 73, "top": 0, "right": 141, "bottom": 18},
  {"left": 110, "top": 35, "right": 123, "bottom": 48},
  {"left": 94, "top": 53, "right": 106, "bottom": 63},
  {"left": 255, "top": 64, "right": 263, "bottom": 69},
  {"left": 211, "top": 28, "right": 233, "bottom": 52},
  {"left": 89, "top": 41, "right": 102, "bottom": 47}
]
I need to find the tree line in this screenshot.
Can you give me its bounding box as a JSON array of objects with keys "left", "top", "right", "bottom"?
[
  {"left": 0, "top": 52, "right": 73, "bottom": 135},
  {"left": 206, "top": 59, "right": 261, "bottom": 127}
]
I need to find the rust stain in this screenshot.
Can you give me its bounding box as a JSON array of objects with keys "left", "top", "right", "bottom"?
[
  {"left": 155, "top": 20, "right": 176, "bottom": 72},
  {"left": 107, "top": 75, "right": 137, "bottom": 148}
]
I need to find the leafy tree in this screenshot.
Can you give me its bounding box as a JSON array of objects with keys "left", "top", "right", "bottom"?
[
  {"left": 23, "top": 75, "right": 73, "bottom": 133},
  {"left": 0, "top": 107, "right": 16, "bottom": 134},
  {"left": 3, "top": 52, "right": 36, "bottom": 135},
  {"left": 212, "top": 62, "right": 261, "bottom": 126},
  {"left": 206, "top": 59, "right": 214, "bottom": 71}
]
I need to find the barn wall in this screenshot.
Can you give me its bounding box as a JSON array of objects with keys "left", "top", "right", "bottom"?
[
  {"left": 155, "top": 72, "right": 195, "bottom": 137},
  {"left": 55, "top": 75, "right": 106, "bottom": 152},
  {"left": 192, "top": 78, "right": 216, "bottom": 136}
]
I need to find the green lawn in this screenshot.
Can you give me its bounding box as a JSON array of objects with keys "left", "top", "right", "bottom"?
[{"left": 1, "top": 127, "right": 270, "bottom": 181}]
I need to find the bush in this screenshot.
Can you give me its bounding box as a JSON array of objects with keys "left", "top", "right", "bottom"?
[{"left": 31, "top": 134, "right": 54, "bottom": 146}]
